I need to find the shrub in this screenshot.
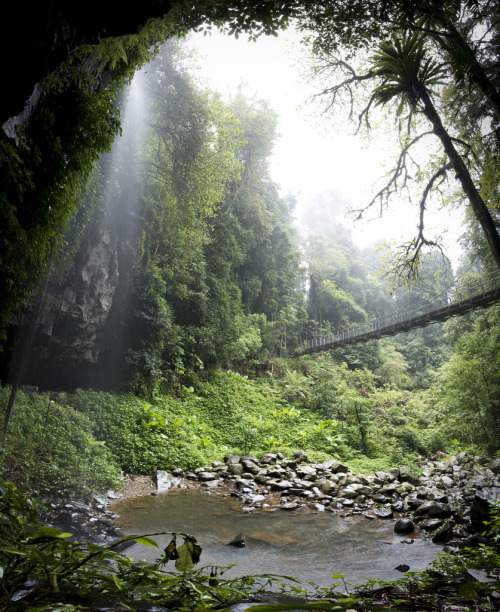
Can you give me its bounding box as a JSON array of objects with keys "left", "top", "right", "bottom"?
[{"left": 0, "top": 387, "right": 121, "bottom": 499}]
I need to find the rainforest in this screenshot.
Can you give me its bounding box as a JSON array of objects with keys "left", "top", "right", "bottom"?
[{"left": 1, "top": 2, "right": 500, "bottom": 611}]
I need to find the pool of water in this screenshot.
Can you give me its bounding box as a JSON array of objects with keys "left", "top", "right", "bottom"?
[{"left": 114, "top": 489, "right": 442, "bottom": 587}]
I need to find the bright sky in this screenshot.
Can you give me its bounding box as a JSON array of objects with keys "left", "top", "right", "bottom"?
[{"left": 185, "top": 28, "right": 464, "bottom": 264}]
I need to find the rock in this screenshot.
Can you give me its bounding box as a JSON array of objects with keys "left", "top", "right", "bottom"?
[
  {"left": 260, "top": 453, "right": 278, "bottom": 464},
  {"left": 388, "top": 467, "right": 401, "bottom": 479},
  {"left": 439, "top": 475, "right": 455, "bottom": 488},
  {"left": 296, "top": 465, "right": 317, "bottom": 478},
  {"left": 106, "top": 490, "right": 121, "bottom": 499},
  {"left": 265, "top": 467, "right": 286, "bottom": 478},
  {"left": 378, "top": 483, "right": 400, "bottom": 495},
  {"left": 470, "top": 494, "right": 493, "bottom": 532},
  {"left": 414, "top": 502, "right": 452, "bottom": 519},
  {"left": 419, "top": 519, "right": 445, "bottom": 532},
  {"left": 394, "top": 518, "right": 415, "bottom": 534},
  {"left": 340, "top": 487, "right": 358, "bottom": 499},
  {"left": 357, "top": 485, "right": 374, "bottom": 496},
  {"left": 228, "top": 463, "right": 244, "bottom": 476},
  {"left": 395, "top": 564, "right": 410, "bottom": 572},
  {"left": 228, "top": 533, "right": 246, "bottom": 547},
  {"left": 489, "top": 458, "right": 500, "bottom": 474},
  {"left": 375, "top": 508, "right": 394, "bottom": 519},
  {"left": 400, "top": 538, "right": 414, "bottom": 544},
  {"left": 396, "top": 482, "right": 414, "bottom": 496},
  {"left": 316, "top": 459, "right": 349, "bottom": 473},
  {"left": 240, "top": 472, "right": 255, "bottom": 480},
  {"left": 224, "top": 454, "right": 241, "bottom": 464},
  {"left": 398, "top": 466, "right": 421, "bottom": 485},
  {"left": 428, "top": 502, "right": 453, "bottom": 518},
  {"left": 280, "top": 502, "right": 300, "bottom": 510},
  {"left": 271, "top": 480, "right": 294, "bottom": 491},
  {"left": 201, "top": 480, "right": 220, "bottom": 488},
  {"left": 197, "top": 471, "right": 218, "bottom": 481},
  {"left": 459, "top": 534, "right": 489, "bottom": 548},
  {"left": 293, "top": 450, "right": 309, "bottom": 461},
  {"left": 432, "top": 522, "right": 455, "bottom": 543}
]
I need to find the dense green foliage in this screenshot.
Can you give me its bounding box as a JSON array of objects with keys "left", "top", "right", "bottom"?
[{"left": 0, "top": 388, "right": 121, "bottom": 499}]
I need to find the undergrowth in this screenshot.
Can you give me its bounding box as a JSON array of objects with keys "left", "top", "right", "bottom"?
[{"left": 0, "top": 354, "right": 469, "bottom": 499}]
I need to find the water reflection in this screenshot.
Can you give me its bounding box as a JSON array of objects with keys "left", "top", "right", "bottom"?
[{"left": 115, "top": 489, "right": 442, "bottom": 586}]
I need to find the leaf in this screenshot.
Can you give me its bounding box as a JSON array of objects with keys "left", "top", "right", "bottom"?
[
  {"left": 111, "top": 574, "right": 123, "bottom": 591},
  {"left": 37, "top": 526, "right": 73, "bottom": 539},
  {"left": 175, "top": 537, "right": 202, "bottom": 571},
  {"left": 163, "top": 536, "right": 179, "bottom": 561},
  {"left": 0, "top": 547, "right": 28, "bottom": 556},
  {"left": 131, "top": 536, "right": 158, "bottom": 548}
]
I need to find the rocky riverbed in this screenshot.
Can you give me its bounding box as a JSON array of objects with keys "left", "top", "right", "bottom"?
[
  {"left": 175, "top": 450, "right": 500, "bottom": 548},
  {"left": 42, "top": 450, "right": 500, "bottom": 555}
]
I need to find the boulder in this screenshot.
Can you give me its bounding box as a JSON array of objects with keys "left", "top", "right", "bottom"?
[
  {"left": 228, "top": 463, "right": 244, "bottom": 476},
  {"left": 293, "top": 450, "right": 309, "bottom": 462},
  {"left": 296, "top": 465, "right": 317, "bottom": 478},
  {"left": 394, "top": 518, "right": 415, "bottom": 534},
  {"left": 398, "top": 466, "right": 421, "bottom": 485},
  {"left": 316, "top": 459, "right": 349, "bottom": 474},
  {"left": 470, "top": 494, "right": 493, "bottom": 532},
  {"left": 374, "top": 508, "right": 394, "bottom": 519},
  {"left": 260, "top": 453, "right": 278, "bottom": 464},
  {"left": 271, "top": 480, "right": 295, "bottom": 491},
  {"left": 224, "top": 454, "right": 241, "bottom": 465},
  {"left": 419, "top": 519, "right": 445, "bottom": 532},
  {"left": 432, "top": 522, "right": 455, "bottom": 543},
  {"left": 156, "top": 471, "right": 181, "bottom": 492},
  {"left": 202, "top": 480, "right": 220, "bottom": 488},
  {"left": 197, "top": 471, "right": 218, "bottom": 481},
  {"left": 280, "top": 502, "right": 300, "bottom": 510},
  {"left": 228, "top": 533, "right": 246, "bottom": 547},
  {"left": 242, "top": 459, "right": 261, "bottom": 474},
  {"left": 489, "top": 458, "right": 500, "bottom": 475},
  {"left": 414, "top": 502, "right": 452, "bottom": 519}
]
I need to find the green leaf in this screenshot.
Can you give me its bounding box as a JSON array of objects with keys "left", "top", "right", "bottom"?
[
  {"left": 164, "top": 536, "right": 179, "bottom": 560},
  {"left": 37, "top": 526, "right": 73, "bottom": 538},
  {"left": 131, "top": 536, "right": 158, "bottom": 548},
  {"left": 175, "top": 537, "right": 202, "bottom": 571},
  {"left": 0, "top": 547, "right": 28, "bottom": 556}
]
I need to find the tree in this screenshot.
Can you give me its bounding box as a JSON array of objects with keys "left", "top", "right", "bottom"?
[
  {"left": 371, "top": 33, "right": 500, "bottom": 269},
  {"left": 438, "top": 304, "right": 500, "bottom": 454}
]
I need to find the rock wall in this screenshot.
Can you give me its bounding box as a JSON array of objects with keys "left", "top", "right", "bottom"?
[{"left": 21, "top": 164, "right": 144, "bottom": 390}]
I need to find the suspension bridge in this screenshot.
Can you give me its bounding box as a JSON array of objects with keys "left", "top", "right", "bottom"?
[{"left": 304, "top": 269, "right": 500, "bottom": 353}]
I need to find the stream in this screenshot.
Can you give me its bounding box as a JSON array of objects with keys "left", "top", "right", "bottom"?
[{"left": 115, "top": 489, "right": 443, "bottom": 587}]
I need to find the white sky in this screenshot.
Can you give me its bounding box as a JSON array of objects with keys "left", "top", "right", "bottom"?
[{"left": 184, "top": 28, "right": 464, "bottom": 265}]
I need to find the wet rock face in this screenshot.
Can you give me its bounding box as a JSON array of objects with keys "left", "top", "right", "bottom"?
[{"left": 20, "top": 170, "right": 144, "bottom": 390}]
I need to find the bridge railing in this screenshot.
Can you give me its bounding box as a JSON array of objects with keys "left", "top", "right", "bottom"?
[{"left": 306, "top": 269, "right": 500, "bottom": 351}]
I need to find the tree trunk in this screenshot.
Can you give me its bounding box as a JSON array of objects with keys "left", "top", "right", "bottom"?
[
  {"left": 435, "top": 18, "right": 500, "bottom": 124},
  {"left": 417, "top": 84, "right": 500, "bottom": 268}
]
